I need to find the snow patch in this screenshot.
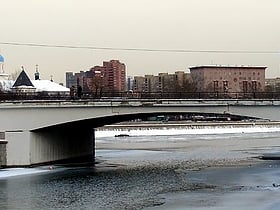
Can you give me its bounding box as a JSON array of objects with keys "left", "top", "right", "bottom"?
[{"left": 0, "top": 168, "right": 51, "bottom": 179}]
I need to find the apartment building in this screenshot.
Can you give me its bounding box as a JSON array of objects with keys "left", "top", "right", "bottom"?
[
  {"left": 66, "top": 60, "right": 126, "bottom": 93},
  {"left": 133, "top": 71, "right": 192, "bottom": 92}
]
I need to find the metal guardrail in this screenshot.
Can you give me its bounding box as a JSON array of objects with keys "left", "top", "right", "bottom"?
[{"left": 0, "top": 91, "right": 280, "bottom": 101}]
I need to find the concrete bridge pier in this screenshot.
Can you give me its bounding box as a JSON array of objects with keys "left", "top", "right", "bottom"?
[{"left": 5, "top": 128, "right": 95, "bottom": 167}]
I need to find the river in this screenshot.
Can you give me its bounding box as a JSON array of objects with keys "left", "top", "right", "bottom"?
[{"left": 1, "top": 123, "right": 280, "bottom": 209}]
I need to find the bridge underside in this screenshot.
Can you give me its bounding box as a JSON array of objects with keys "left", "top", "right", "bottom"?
[{"left": 34, "top": 111, "right": 258, "bottom": 132}]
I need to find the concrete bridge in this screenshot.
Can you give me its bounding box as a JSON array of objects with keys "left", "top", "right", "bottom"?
[{"left": 1, "top": 98, "right": 280, "bottom": 167}]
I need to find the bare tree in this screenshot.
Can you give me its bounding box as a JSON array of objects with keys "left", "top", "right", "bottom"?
[
  {"left": 88, "top": 76, "right": 104, "bottom": 97},
  {"left": 9, "top": 69, "right": 21, "bottom": 80}
]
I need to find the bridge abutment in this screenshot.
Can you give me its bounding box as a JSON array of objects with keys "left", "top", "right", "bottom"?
[
  {"left": 6, "top": 131, "right": 31, "bottom": 166},
  {"left": 5, "top": 128, "right": 95, "bottom": 167}
]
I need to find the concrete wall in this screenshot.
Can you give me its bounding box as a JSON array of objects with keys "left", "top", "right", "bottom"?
[
  {"left": 6, "top": 131, "right": 31, "bottom": 166},
  {"left": 30, "top": 128, "right": 94, "bottom": 165},
  {"left": 0, "top": 144, "right": 7, "bottom": 167},
  {"left": 0, "top": 132, "right": 7, "bottom": 167},
  {"left": 5, "top": 129, "right": 94, "bottom": 167}
]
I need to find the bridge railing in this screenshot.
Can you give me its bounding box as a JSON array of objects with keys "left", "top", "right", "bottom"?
[
  {"left": 81, "top": 91, "right": 280, "bottom": 100},
  {"left": 0, "top": 91, "right": 280, "bottom": 101}
]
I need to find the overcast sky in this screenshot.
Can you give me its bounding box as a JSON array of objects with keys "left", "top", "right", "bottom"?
[{"left": 1, "top": 0, "right": 280, "bottom": 83}]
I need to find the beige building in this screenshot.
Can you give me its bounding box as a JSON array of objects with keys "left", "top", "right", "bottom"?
[
  {"left": 189, "top": 65, "right": 266, "bottom": 93},
  {"left": 133, "top": 76, "right": 145, "bottom": 92},
  {"left": 265, "top": 78, "right": 280, "bottom": 92},
  {"left": 133, "top": 71, "right": 192, "bottom": 93}
]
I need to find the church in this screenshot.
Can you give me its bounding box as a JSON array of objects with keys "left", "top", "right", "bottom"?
[{"left": 0, "top": 54, "right": 69, "bottom": 94}]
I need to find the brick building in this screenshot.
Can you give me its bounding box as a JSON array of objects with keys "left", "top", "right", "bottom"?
[
  {"left": 189, "top": 65, "right": 266, "bottom": 93},
  {"left": 103, "top": 60, "right": 126, "bottom": 92},
  {"left": 66, "top": 60, "right": 126, "bottom": 93}
]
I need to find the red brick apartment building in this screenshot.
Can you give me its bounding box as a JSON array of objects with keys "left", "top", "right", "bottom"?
[
  {"left": 103, "top": 60, "right": 126, "bottom": 92},
  {"left": 189, "top": 65, "right": 266, "bottom": 93},
  {"left": 66, "top": 60, "right": 126, "bottom": 93}
]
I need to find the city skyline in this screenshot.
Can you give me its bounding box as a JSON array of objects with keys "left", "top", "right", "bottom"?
[{"left": 1, "top": 0, "right": 280, "bottom": 83}]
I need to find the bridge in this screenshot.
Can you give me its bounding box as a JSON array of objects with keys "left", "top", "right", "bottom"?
[{"left": 1, "top": 98, "right": 280, "bottom": 167}]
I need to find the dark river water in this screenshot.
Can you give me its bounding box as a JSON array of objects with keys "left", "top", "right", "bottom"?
[
  {"left": 0, "top": 164, "right": 186, "bottom": 209},
  {"left": 1, "top": 127, "right": 280, "bottom": 209}
]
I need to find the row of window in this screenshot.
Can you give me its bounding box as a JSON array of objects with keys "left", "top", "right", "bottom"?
[
  {"left": 199, "top": 71, "right": 261, "bottom": 76},
  {"left": 213, "top": 80, "right": 259, "bottom": 91},
  {"left": 207, "top": 77, "right": 261, "bottom": 81}
]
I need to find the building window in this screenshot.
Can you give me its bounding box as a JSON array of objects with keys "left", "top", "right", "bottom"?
[
  {"left": 213, "top": 80, "right": 218, "bottom": 91},
  {"left": 252, "top": 81, "right": 257, "bottom": 92},
  {"left": 223, "top": 80, "right": 229, "bottom": 92},
  {"left": 243, "top": 81, "right": 248, "bottom": 92}
]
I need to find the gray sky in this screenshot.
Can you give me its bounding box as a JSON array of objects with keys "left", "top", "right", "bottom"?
[{"left": 1, "top": 0, "right": 280, "bottom": 83}]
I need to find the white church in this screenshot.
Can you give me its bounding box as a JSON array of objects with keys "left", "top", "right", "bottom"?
[{"left": 0, "top": 54, "right": 69, "bottom": 94}]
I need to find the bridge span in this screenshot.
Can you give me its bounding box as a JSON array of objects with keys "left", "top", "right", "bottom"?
[{"left": 1, "top": 98, "right": 280, "bottom": 167}]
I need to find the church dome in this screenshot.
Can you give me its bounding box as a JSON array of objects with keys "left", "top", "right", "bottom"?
[{"left": 0, "top": 54, "right": 4, "bottom": 62}]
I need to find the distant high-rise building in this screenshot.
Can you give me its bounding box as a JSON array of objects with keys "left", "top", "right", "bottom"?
[
  {"left": 133, "top": 76, "right": 145, "bottom": 92},
  {"left": 127, "top": 76, "right": 133, "bottom": 91},
  {"left": 103, "top": 60, "right": 126, "bottom": 92},
  {"left": 65, "top": 72, "right": 76, "bottom": 88}
]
